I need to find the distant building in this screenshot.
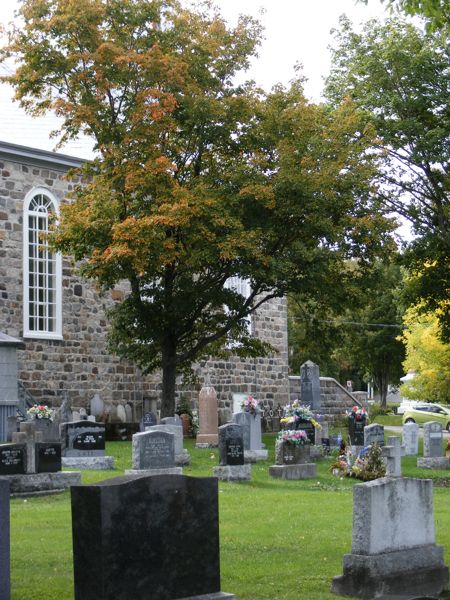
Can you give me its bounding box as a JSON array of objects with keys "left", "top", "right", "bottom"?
[{"left": 0, "top": 141, "right": 289, "bottom": 421}]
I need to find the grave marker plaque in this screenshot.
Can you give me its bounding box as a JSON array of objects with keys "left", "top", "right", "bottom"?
[
  {"left": 35, "top": 442, "right": 62, "bottom": 473},
  {"left": 0, "top": 444, "right": 26, "bottom": 475},
  {"left": 61, "top": 421, "right": 106, "bottom": 457}
]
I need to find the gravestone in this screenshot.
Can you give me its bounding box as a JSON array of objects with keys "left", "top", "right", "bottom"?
[
  {"left": 403, "top": 421, "right": 419, "bottom": 456},
  {"left": 25, "top": 418, "right": 59, "bottom": 443},
  {"left": 269, "top": 438, "right": 316, "bottom": 480},
  {"left": 116, "top": 404, "right": 127, "bottom": 423},
  {"left": 145, "top": 424, "right": 190, "bottom": 466},
  {"left": 332, "top": 477, "right": 449, "bottom": 598},
  {"left": 0, "top": 479, "right": 10, "bottom": 600},
  {"left": 60, "top": 421, "right": 114, "bottom": 470},
  {"left": 382, "top": 436, "right": 404, "bottom": 477},
  {"left": 90, "top": 394, "right": 104, "bottom": 418},
  {"left": 418, "top": 421, "right": 449, "bottom": 469},
  {"left": 196, "top": 384, "right": 219, "bottom": 447},
  {"left": 232, "top": 411, "right": 268, "bottom": 462},
  {"left": 423, "top": 421, "right": 443, "bottom": 458},
  {"left": 124, "top": 404, "right": 133, "bottom": 422},
  {"left": 364, "top": 423, "right": 385, "bottom": 447},
  {"left": 140, "top": 411, "right": 157, "bottom": 432},
  {"left": 127, "top": 430, "right": 182, "bottom": 475},
  {"left": 213, "top": 424, "right": 250, "bottom": 481},
  {"left": 11, "top": 422, "right": 43, "bottom": 473},
  {"left": 0, "top": 444, "right": 26, "bottom": 475},
  {"left": 35, "top": 442, "right": 62, "bottom": 473},
  {"left": 348, "top": 415, "right": 366, "bottom": 446},
  {"left": 160, "top": 415, "right": 181, "bottom": 426},
  {"left": 300, "top": 360, "right": 321, "bottom": 410},
  {"left": 71, "top": 474, "right": 235, "bottom": 600}
]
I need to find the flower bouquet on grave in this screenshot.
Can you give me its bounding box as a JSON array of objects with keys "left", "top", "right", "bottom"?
[
  {"left": 27, "top": 404, "right": 54, "bottom": 421},
  {"left": 277, "top": 429, "right": 309, "bottom": 446},
  {"left": 330, "top": 440, "right": 352, "bottom": 476},
  {"left": 280, "top": 401, "right": 322, "bottom": 429},
  {"left": 348, "top": 443, "right": 386, "bottom": 482},
  {"left": 241, "top": 395, "right": 260, "bottom": 416},
  {"left": 347, "top": 406, "right": 368, "bottom": 422}
]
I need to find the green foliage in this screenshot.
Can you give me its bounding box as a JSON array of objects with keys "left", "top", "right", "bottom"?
[
  {"left": 369, "top": 403, "right": 394, "bottom": 418},
  {"left": 349, "top": 443, "right": 387, "bottom": 481},
  {"left": 400, "top": 304, "right": 450, "bottom": 402},
  {"left": 360, "top": 0, "right": 450, "bottom": 32},
  {"left": 1, "top": 0, "right": 395, "bottom": 415},
  {"left": 326, "top": 17, "right": 450, "bottom": 341}
]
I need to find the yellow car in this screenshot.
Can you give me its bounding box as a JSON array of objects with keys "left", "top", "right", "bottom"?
[{"left": 402, "top": 403, "right": 450, "bottom": 432}]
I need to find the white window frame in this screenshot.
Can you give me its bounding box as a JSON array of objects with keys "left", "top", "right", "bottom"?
[
  {"left": 224, "top": 276, "right": 252, "bottom": 335},
  {"left": 23, "top": 187, "right": 63, "bottom": 340}
]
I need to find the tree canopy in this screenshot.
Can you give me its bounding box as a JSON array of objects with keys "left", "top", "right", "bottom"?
[
  {"left": 326, "top": 17, "right": 450, "bottom": 341},
  {"left": 2, "top": 0, "right": 395, "bottom": 415},
  {"left": 359, "top": 0, "right": 450, "bottom": 32}
]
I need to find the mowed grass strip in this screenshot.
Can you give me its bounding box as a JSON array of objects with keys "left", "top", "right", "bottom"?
[{"left": 9, "top": 434, "right": 450, "bottom": 600}]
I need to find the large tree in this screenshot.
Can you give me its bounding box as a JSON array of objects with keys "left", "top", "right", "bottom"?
[
  {"left": 359, "top": 0, "right": 450, "bottom": 32},
  {"left": 2, "top": 0, "right": 394, "bottom": 416},
  {"left": 326, "top": 17, "right": 450, "bottom": 341}
]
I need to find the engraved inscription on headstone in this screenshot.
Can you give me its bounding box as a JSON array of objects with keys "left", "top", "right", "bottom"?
[
  {"left": 61, "top": 421, "right": 106, "bottom": 457},
  {"left": 35, "top": 442, "right": 62, "bottom": 473},
  {"left": 132, "top": 430, "right": 175, "bottom": 470},
  {"left": 364, "top": 423, "right": 385, "bottom": 447},
  {"left": 423, "top": 421, "right": 443, "bottom": 458},
  {"left": 218, "top": 424, "right": 244, "bottom": 466},
  {"left": 0, "top": 444, "right": 26, "bottom": 475}
]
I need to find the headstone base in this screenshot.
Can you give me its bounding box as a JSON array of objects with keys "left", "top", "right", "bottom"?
[
  {"left": 269, "top": 463, "right": 316, "bottom": 480},
  {"left": 417, "top": 457, "right": 450, "bottom": 469},
  {"left": 175, "top": 450, "right": 191, "bottom": 466},
  {"left": 125, "top": 467, "right": 183, "bottom": 476},
  {"left": 62, "top": 456, "right": 115, "bottom": 470},
  {"left": 244, "top": 449, "right": 268, "bottom": 463},
  {"left": 0, "top": 471, "right": 81, "bottom": 496},
  {"left": 196, "top": 434, "right": 219, "bottom": 447},
  {"left": 213, "top": 465, "right": 251, "bottom": 481},
  {"left": 179, "top": 593, "right": 236, "bottom": 600},
  {"left": 331, "top": 544, "right": 449, "bottom": 599}
]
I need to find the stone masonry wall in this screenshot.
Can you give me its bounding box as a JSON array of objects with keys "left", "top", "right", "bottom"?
[{"left": 0, "top": 147, "right": 289, "bottom": 418}]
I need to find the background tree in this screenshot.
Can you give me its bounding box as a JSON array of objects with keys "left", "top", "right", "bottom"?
[
  {"left": 359, "top": 0, "right": 450, "bottom": 32},
  {"left": 400, "top": 303, "right": 450, "bottom": 403},
  {"left": 2, "top": 0, "right": 394, "bottom": 416},
  {"left": 288, "top": 260, "right": 405, "bottom": 406},
  {"left": 326, "top": 17, "right": 450, "bottom": 341}
]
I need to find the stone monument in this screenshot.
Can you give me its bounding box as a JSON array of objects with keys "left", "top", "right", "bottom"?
[
  {"left": 195, "top": 383, "right": 219, "bottom": 447},
  {"left": 232, "top": 410, "right": 268, "bottom": 462},
  {"left": 331, "top": 477, "right": 449, "bottom": 598},
  {"left": 403, "top": 421, "right": 419, "bottom": 456},
  {"left": 382, "top": 436, "right": 404, "bottom": 477},
  {"left": 364, "top": 423, "right": 385, "bottom": 447},
  {"left": 144, "top": 423, "right": 190, "bottom": 466},
  {"left": 60, "top": 420, "right": 114, "bottom": 470},
  {"left": 213, "top": 423, "right": 251, "bottom": 481},
  {"left": 300, "top": 360, "right": 321, "bottom": 411},
  {"left": 417, "top": 421, "right": 449, "bottom": 469},
  {"left": 71, "top": 474, "right": 236, "bottom": 600},
  {"left": 269, "top": 435, "right": 316, "bottom": 480},
  {"left": 126, "top": 430, "right": 182, "bottom": 475}
]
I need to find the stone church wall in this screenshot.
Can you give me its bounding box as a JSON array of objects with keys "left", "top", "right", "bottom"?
[{"left": 0, "top": 142, "right": 289, "bottom": 418}]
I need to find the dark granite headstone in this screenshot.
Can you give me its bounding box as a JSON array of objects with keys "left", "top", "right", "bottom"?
[
  {"left": 71, "top": 474, "right": 221, "bottom": 600},
  {"left": 60, "top": 421, "right": 106, "bottom": 457},
  {"left": 0, "top": 444, "right": 26, "bottom": 475},
  {"left": 300, "top": 360, "right": 321, "bottom": 410},
  {"left": 140, "top": 412, "right": 157, "bottom": 432},
  {"left": 218, "top": 424, "right": 244, "bottom": 466},
  {"left": 348, "top": 416, "right": 367, "bottom": 446},
  {"left": 35, "top": 442, "right": 62, "bottom": 473},
  {"left": 295, "top": 420, "right": 315, "bottom": 445},
  {"left": 0, "top": 479, "right": 10, "bottom": 600}
]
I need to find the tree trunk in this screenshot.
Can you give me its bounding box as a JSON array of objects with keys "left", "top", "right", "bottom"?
[
  {"left": 376, "top": 371, "right": 389, "bottom": 408},
  {"left": 160, "top": 337, "right": 177, "bottom": 418}
]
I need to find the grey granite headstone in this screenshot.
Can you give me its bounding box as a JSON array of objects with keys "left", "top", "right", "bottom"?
[
  {"left": 300, "top": 360, "right": 321, "bottom": 410},
  {"left": 132, "top": 430, "right": 175, "bottom": 470},
  {"left": 0, "top": 479, "right": 10, "bottom": 600},
  {"left": 232, "top": 412, "right": 251, "bottom": 450},
  {"left": 60, "top": 421, "right": 106, "bottom": 457},
  {"left": 403, "top": 421, "right": 419, "bottom": 456},
  {"left": 332, "top": 477, "right": 449, "bottom": 598},
  {"left": 11, "top": 422, "right": 43, "bottom": 473},
  {"left": 145, "top": 424, "right": 190, "bottom": 466},
  {"left": 218, "top": 424, "right": 244, "bottom": 466},
  {"left": 382, "top": 436, "right": 404, "bottom": 477},
  {"left": 71, "top": 474, "right": 235, "bottom": 600},
  {"left": 364, "top": 423, "right": 385, "bottom": 447},
  {"left": 90, "top": 394, "right": 104, "bottom": 418},
  {"left": 423, "top": 421, "right": 443, "bottom": 458}
]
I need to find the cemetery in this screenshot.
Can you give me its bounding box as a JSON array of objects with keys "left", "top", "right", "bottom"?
[{"left": 1, "top": 405, "right": 449, "bottom": 600}]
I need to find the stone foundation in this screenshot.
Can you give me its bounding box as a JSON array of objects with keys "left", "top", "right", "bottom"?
[
  {"left": 417, "top": 456, "right": 450, "bottom": 469},
  {"left": 62, "top": 456, "right": 115, "bottom": 470},
  {"left": 213, "top": 464, "right": 251, "bottom": 482},
  {"left": 1, "top": 471, "right": 81, "bottom": 495}
]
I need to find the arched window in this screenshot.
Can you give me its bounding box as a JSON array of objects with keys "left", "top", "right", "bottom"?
[{"left": 23, "top": 188, "right": 62, "bottom": 339}]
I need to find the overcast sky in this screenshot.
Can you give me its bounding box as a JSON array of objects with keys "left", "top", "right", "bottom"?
[{"left": 0, "top": 0, "right": 390, "bottom": 157}]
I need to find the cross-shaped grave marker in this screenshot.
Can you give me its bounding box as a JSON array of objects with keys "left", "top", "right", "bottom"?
[
  {"left": 11, "top": 422, "right": 43, "bottom": 474},
  {"left": 382, "top": 436, "right": 405, "bottom": 477}
]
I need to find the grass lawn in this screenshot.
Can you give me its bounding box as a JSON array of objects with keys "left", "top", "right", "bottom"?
[{"left": 9, "top": 434, "right": 450, "bottom": 600}]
